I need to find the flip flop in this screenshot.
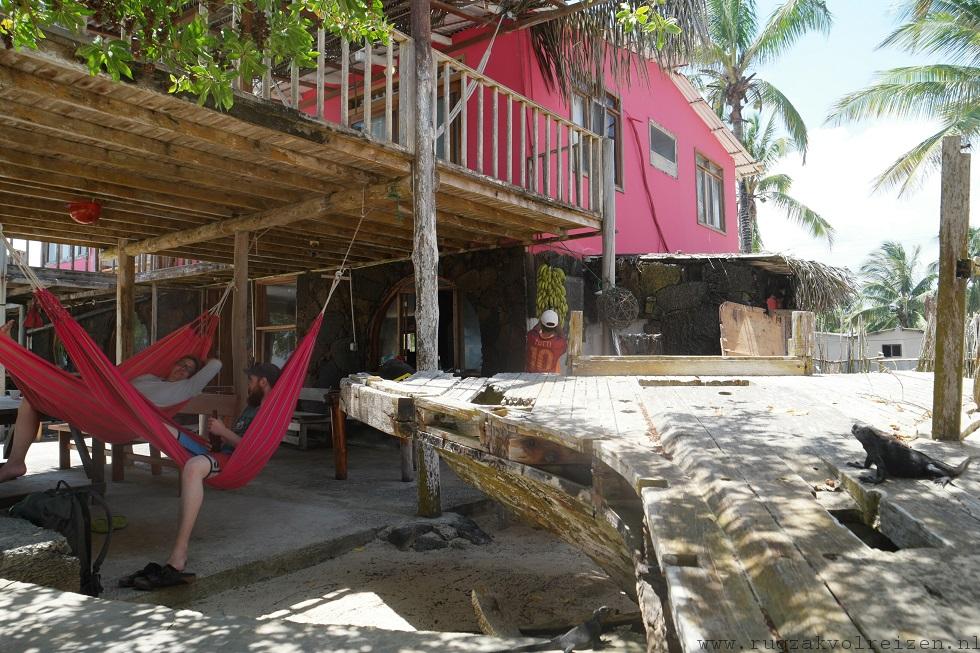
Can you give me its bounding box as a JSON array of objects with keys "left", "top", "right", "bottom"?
[
  {"left": 91, "top": 515, "right": 128, "bottom": 534},
  {"left": 118, "top": 562, "right": 162, "bottom": 588},
  {"left": 133, "top": 564, "right": 196, "bottom": 591}
]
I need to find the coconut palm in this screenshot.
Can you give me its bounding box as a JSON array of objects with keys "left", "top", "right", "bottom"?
[
  {"left": 694, "top": 0, "right": 832, "bottom": 251},
  {"left": 967, "top": 226, "right": 980, "bottom": 313},
  {"left": 851, "top": 241, "right": 937, "bottom": 331},
  {"left": 827, "top": 0, "right": 980, "bottom": 195},
  {"left": 742, "top": 114, "right": 834, "bottom": 250}
]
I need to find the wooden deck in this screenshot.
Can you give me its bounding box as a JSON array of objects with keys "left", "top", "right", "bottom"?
[
  {"left": 0, "top": 38, "right": 600, "bottom": 277},
  {"left": 341, "top": 370, "right": 980, "bottom": 652}
]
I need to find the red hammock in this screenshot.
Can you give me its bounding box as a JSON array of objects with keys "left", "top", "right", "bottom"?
[{"left": 0, "top": 289, "right": 323, "bottom": 490}]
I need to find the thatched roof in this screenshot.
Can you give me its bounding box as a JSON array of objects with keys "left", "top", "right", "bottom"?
[{"left": 631, "top": 253, "right": 858, "bottom": 313}]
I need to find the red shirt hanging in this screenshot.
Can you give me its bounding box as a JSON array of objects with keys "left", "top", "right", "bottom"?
[{"left": 526, "top": 325, "right": 567, "bottom": 373}]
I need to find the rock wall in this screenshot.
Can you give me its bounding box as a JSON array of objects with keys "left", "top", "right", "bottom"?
[
  {"left": 298, "top": 247, "right": 529, "bottom": 389},
  {"left": 602, "top": 259, "right": 794, "bottom": 355},
  {"left": 0, "top": 515, "right": 79, "bottom": 593}
]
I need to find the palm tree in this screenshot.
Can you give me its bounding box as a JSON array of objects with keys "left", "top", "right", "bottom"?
[
  {"left": 967, "top": 226, "right": 980, "bottom": 313},
  {"left": 742, "top": 114, "right": 835, "bottom": 249},
  {"left": 851, "top": 241, "right": 937, "bottom": 331},
  {"left": 695, "top": 0, "right": 832, "bottom": 251},
  {"left": 827, "top": 0, "right": 980, "bottom": 195}
]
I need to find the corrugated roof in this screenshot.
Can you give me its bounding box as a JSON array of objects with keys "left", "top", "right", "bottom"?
[{"left": 668, "top": 72, "right": 763, "bottom": 178}]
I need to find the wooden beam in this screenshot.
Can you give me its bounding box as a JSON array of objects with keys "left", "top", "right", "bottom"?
[
  {"left": 232, "top": 231, "right": 249, "bottom": 413},
  {"left": 570, "top": 355, "right": 806, "bottom": 377},
  {"left": 116, "top": 240, "right": 134, "bottom": 363},
  {"left": 932, "top": 135, "right": 971, "bottom": 441},
  {"left": 102, "top": 178, "right": 410, "bottom": 259}
]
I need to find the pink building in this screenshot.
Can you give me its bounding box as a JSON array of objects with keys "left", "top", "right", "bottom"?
[{"left": 446, "top": 28, "right": 757, "bottom": 256}]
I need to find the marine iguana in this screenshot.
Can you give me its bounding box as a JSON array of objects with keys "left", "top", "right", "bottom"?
[
  {"left": 847, "top": 424, "right": 973, "bottom": 486},
  {"left": 496, "top": 606, "right": 611, "bottom": 653}
]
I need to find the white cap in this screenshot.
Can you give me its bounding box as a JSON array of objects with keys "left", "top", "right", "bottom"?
[{"left": 540, "top": 309, "right": 559, "bottom": 328}]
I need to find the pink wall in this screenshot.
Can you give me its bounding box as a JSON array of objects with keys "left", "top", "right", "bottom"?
[{"left": 453, "top": 28, "right": 738, "bottom": 255}]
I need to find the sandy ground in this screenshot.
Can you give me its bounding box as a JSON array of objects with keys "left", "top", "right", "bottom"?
[{"left": 189, "top": 508, "right": 642, "bottom": 642}]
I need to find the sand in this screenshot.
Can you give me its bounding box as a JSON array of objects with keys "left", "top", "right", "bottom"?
[{"left": 188, "top": 509, "right": 643, "bottom": 645}]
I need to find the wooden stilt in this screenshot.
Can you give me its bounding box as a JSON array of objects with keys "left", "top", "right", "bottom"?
[
  {"left": 329, "top": 391, "right": 348, "bottom": 480},
  {"left": 400, "top": 439, "right": 413, "bottom": 482},
  {"left": 232, "top": 231, "right": 249, "bottom": 413},
  {"left": 411, "top": 0, "right": 439, "bottom": 373},
  {"left": 115, "top": 239, "right": 134, "bottom": 364},
  {"left": 416, "top": 439, "right": 441, "bottom": 517}
]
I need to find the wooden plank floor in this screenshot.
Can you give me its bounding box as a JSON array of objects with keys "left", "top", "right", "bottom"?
[
  {"left": 644, "top": 373, "right": 980, "bottom": 646},
  {"left": 344, "top": 371, "right": 980, "bottom": 649}
]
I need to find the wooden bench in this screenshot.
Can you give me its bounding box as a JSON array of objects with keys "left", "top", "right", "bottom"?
[{"left": 283, "top": 388, "right": 332, "bottom": 450}]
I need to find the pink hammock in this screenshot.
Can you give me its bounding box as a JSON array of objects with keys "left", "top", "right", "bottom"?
[{"left": 0, "top": 289, "right": 324, "bottom": 490}]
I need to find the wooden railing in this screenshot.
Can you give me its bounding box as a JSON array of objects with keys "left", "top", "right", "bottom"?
[{"left": 227, "top": 22, "right": 602, "bottom": 214}]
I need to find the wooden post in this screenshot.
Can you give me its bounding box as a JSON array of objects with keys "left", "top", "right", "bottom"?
[
  {"left": 568, "top": 309, "right": 583, "bottom": 374},
  {"left": 789, "top": 311, "right": 815, "bottom": 375},
  {"left": 400, "top": 439, "right": 414, "bottom": 482},
  {"left": 150, "top": 282, "right": 159, "bottom": 343},
  {"left": 232, "top": 231, "right": 249, "bottom": 413},
  {"left": 399, "top": 41, "right": 415, "bottom": 150},
  {"left": 416, "top": 440, "right": 441, "bottom": 517},
  {"left": 412, "top": 0, "right": 441, "bottom": 516},
  {"left": 412, "top": 0, "right": 439, "bottom": 373},
  {"left": 601, "top": 137, "right": 616, "bottom": 290},
  {"left": 116, "top": 239, "right": 134, "bottom": 363},
  {"left": 329, "top": 391, "right": 348, "bottom": 480},
  {"left": 932, "top": 135, "right": 971, "bottom": 441},
  {"left": 0, "top": 234, "right": 6, "bottom": 395}
]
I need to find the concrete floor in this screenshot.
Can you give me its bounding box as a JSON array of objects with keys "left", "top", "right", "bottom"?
[{"left": 1, "top": 429, "right": 487, "bottom": 606}]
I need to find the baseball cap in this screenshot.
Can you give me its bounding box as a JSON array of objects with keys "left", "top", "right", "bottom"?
[
  {"left": 540, "top": 309, "right": 559, "bottom": 328},
  {"left": 244, "top": 361, "right": 281, "bottom": 388}
]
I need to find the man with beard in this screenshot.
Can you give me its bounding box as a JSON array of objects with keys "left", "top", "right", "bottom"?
[{"left": 130, "top": 362, "right": 280, "bottom": 590}]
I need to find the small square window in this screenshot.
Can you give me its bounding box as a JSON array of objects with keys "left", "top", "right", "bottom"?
[
  {"left": 649, "top": 121, "right": 677, "bottom": 176},
  {"left": 881, "top": 344, "right": 902, "bottom": 358}
]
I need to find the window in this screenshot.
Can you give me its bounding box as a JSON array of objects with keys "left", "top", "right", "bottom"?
[
  {"left": 696, "top": 153, "right": 725, "bottom": 231},
  {"left": 881, "top": 344, "right": 902, "bottom": 358},
  {"left": 571, "top": 91, "right": 623, "bottom": 189},
  {"left": 255, "top": 279, "right": 297, "bottom": 369},
  {"left": 649, "top": 120, "right": 677, "bottom": 177}
]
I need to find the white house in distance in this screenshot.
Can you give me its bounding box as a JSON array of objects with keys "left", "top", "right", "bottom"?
[{"left": 816, "top": 326, "right": 925, "bottom": 370}]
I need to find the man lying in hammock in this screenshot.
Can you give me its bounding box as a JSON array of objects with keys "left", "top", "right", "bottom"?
[
  {"left": 0, "top": 320, "right": 223, "bottom": 483},
  {"left": 125, "top": 361, "right": 281, "bottom": 591}
]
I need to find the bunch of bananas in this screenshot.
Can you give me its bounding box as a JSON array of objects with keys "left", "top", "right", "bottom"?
[{"left": 535, "top": 264, "right": 569, "bottom": 326}]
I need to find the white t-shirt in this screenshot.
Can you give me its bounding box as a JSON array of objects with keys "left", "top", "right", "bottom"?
[{"left": 131, "top": 359, "right": 223, "bottom": 407}]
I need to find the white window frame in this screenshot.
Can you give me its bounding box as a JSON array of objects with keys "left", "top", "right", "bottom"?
[
  {"left": 648, "top": 119, "right": 678, "bottom": 177},
  {"left": 695, "top": 153, "right": 725, "bottom": 232}
]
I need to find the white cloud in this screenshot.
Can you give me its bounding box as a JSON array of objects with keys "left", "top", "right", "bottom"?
[{"left": 755, "top": 119, "right": 980, "bottom": 276}]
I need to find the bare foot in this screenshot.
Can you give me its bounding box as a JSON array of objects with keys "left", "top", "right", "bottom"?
[
  {"left": 0, "top": 460, "right": 27, "bottom": 482},
  {"left": 0, "top": 320, "right": 13, "bottom": 338}
]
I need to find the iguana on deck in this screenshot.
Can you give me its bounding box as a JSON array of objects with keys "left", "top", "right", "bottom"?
[
  {"left": 847, "top": 424, "right": 972, "bottom": 486},
  {"left": 496, "top": 606, "right": 611, "bottom": 653}
]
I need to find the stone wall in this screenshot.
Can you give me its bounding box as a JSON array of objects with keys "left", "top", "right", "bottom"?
[
  {"left": 597, "top": 258, "right": 794, "bottom": 355},
  {"left": 0, "top": 515, "right": 79, "bottom": 593},
  {"left": 298, "top": 247, "right": 529, "bottom": 390}
]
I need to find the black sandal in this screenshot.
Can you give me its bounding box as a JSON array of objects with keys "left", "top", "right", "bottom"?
[
  {"left": 118, "top": 562, "right": 162, "bottom": 588},
  {"left": 133, "top": 564, "right": 196, "bottom": 590}
]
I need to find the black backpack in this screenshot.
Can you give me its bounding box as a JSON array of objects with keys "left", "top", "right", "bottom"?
[{"left": 10, "top": 480, "right": 112, "bottom": 597}]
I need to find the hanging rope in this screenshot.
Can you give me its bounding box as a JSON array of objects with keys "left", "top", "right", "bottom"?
[{"left": 0, "top": 231, "right": 44, "bottom": 291}]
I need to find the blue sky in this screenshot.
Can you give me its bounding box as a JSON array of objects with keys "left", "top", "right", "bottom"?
[{"left": 750, "top": 0, "right": 979, "bottom": 275}]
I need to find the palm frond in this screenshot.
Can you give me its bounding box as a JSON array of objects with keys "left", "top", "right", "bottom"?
[
  {"left": 755, "top": 79, "right": 809, "bottom": 157},
  {"left": 529, "top": 0, "right": 709, "bottom": 97},
  {"left": 749, "top": 0, "right": 831, "bottom": 65},
  {"left": 767, "top": 191, "right": 835, "bottom": 246},
  {"left": 882, "top": 12, "right": 980, "bottom": 66},
  {"left": 755, "top": 172, "right": 792, "bottom": 193}
]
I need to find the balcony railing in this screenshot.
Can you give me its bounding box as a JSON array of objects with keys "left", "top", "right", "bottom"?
[{"left": 240, "top": 27, "right": 603, "bottom": 214}]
